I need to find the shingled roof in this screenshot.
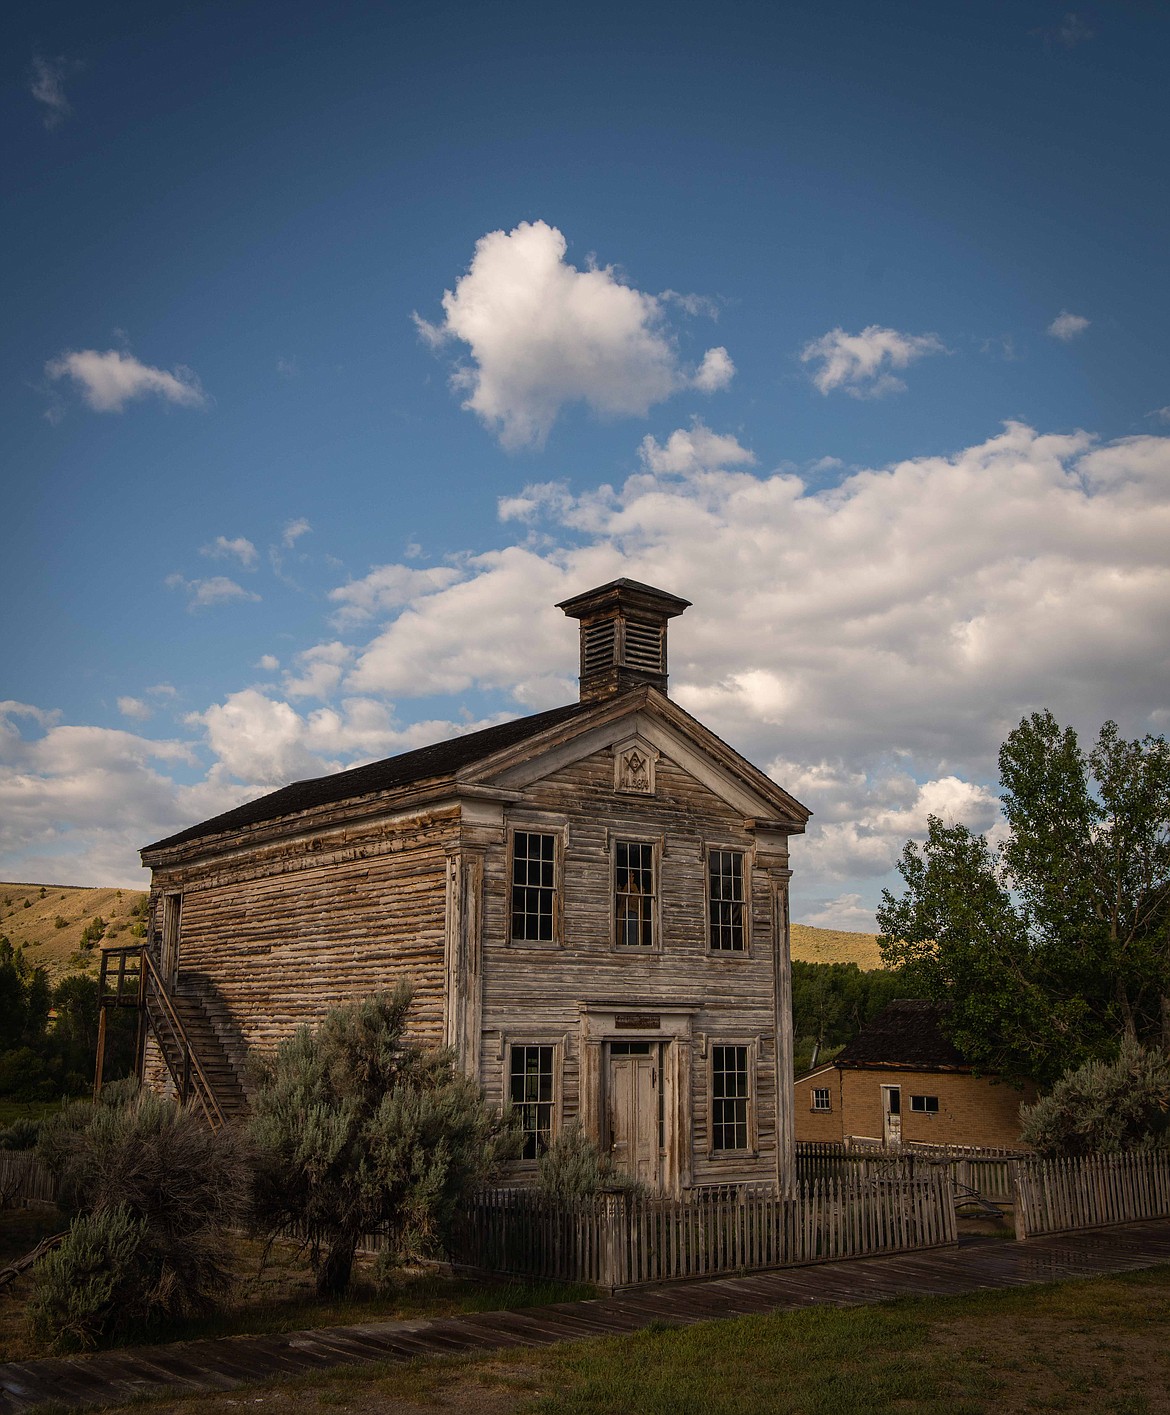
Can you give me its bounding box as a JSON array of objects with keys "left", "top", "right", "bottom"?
[
  {"left": 142, "top": 700, "right": 591, "bottom": 855},
  {"left": 834, "top": 999, "right": 969, "bottom": 1072}
]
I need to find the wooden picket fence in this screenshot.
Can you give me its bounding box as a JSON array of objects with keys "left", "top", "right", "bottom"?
[
  {"left": 0, "top": 1152, "right": 56, "bottom": 1208},
  {"left": 452, "top": 1170, "right": 957, "bottom": 1291},
  {"left": 796, "top": 1141, "right": 1022, "bottom": 1204},
  {"left": 1012, "top": 1151, "right": 1170, "bottom": 1239}
]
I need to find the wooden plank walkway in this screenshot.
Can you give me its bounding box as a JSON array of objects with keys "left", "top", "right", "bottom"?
[{"left": 4, "top": 1219, "right": 1170, "bottom": 1413}]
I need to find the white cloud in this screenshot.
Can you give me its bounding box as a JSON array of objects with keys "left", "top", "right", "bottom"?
[
  {"left": 117, "top": 697, "right": 152, "bottom": 722},
  {"left": 415, "top": 220, "right": 731, "bottom": 448},
  {"left": 256, "top": 654, "right": 280, "bottom": 672},
  {"left": 165, "top": 574, "right": 261, "bottom": 610},
  {"left": 638, "top": 421, "right": 755, "bottom": 476},
  {"left": 693, "top": 346, "right": 735, "bottom": 393},
  {"left": 802, "top": 894, "right": 880, "bottom": 932},
  {"left": 45, "top": 348, "right": 208, "bottom": 413},
  {"left": 1149, "top": 407, "right": 1170, "bottom": 425},
  {"left": 283, "top": 642, "right": 352, "bottom": 700},
  {"left": 801, "top": 325, "right": 946, "bottom": 398},
  {"left": 1047, "top": 311, "right": 1090, "bottom": 341},
  {"left": 282, "top": 517, "right": 312, "bottom": 547},
  {"left": 147, "top": 683, "right": 177, "bottom": 699},
  {"left": 201, "top": 536, "right": 259, "bottom": 569},
  {"left": 328, "top": 563, "right": 462, "bottom": 628},
  {"left": 30, "top": 56, "right": 72, "bottom": 128}
]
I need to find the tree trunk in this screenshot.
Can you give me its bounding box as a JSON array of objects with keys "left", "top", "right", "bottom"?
[{"left": 317, "top": 1235, "right": 357, "bottom": 1297}]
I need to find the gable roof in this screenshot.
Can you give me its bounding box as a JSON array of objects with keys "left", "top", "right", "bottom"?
[
  {"left": 142, "top": 700, "right": 591, "bottom": 854},
  {"left": 834, "top": 999, "right": 969, "bottom": 1072}
]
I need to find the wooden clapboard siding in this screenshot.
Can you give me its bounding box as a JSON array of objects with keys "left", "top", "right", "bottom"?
[{"left": 147, "top": 806, "right": 460, "bottom": 1069}]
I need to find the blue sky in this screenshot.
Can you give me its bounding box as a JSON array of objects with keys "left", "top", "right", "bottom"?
[{"left": 3, "top": 0, "right": 1168, "bottom": 926}]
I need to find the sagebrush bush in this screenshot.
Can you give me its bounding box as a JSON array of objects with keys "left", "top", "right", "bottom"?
[
  {"left": 249, "top": 985, "right": 519, "bottom": 1296},
  {"left": 0, "top": 1116, "right": 40, "bottom": 1149},
  {"left": 1020, "top": 1037, "right": 1170, "bottom": 1157},
  {"left": 33, "top": 1085, "right": 250, "bottom": 1347},
  {"left": 28, "top": 1206, "right": 147, "bottom": 1352},
  {"left": 537, "top": 1122, "right": 644, "bottom": 1199}
]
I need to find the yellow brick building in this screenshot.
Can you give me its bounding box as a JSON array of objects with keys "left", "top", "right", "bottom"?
[{"left": 794, "top": 1000, "right": 1035, "bottom": 1150}]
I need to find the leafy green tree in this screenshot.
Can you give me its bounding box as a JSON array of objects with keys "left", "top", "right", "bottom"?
[
  {"left": 249, "top": 985, "right": 518, "bottom": 1297},
  {"left": 878, "top": 713, "right": 1170, "bottom": 1085},
  {"left": 1020, "top": 1039, "right": 1170, "bottom": 1156},
  {"left": 791, "top": 961, "right": 912, "bottom": 1072}
]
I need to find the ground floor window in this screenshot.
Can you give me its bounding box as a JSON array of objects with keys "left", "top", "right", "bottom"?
[
  {"left": 510, "top": 1044, "right": 555, "bottom": 1158},
  {"left": 711, "top": 1044, "right": 750, "bottom": 1151},
  {"left": 910, "top": 1094, "right": 939, "bottom": 1114},
  {"left": 811, "top": 1087, "right": 831, "bottom": 1112}
]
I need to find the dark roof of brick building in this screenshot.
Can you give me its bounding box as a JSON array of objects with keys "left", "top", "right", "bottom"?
[
  {"left": 143, "top": 700, "right": 591, "bottom": 855},
  {"left": 835, "top": 999, "right": 969, "bottom": 1072}
]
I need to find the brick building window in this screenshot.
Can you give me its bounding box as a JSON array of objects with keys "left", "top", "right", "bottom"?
[
  {"left": 811, "top": 1087, "right": 831, "bottom": 1112},
  {"left": 910, "top": 1094, "right": 939, "bottom": 1114}
]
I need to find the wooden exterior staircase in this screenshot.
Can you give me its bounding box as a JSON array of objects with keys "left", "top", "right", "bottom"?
[{"left": 96, "top": 944, "right": 247, "bottom": 1129}]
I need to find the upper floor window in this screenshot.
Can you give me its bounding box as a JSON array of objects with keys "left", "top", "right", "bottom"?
[
  {"left": 509, "top": 1044, "right": 555, "bottom": 1159},
  {"left": 511, "top": 831, "right": 557, "bottom": 943},
  {"left": 615, "top": 840, "right": 655, "bottom": 947},
  {"left": 811, "top": 1087, "right": 831, "bottom": 1112},
  {"left": 708, "top": 849, "right": 745, "bottom": 951}
]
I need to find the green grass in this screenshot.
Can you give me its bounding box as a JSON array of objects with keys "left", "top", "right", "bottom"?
[
  {"left": 0, "top": 1098, "right": 65, "bottom": 1128},
  {"left": 93, "top": 1263, "right": 1170, "bottom": 1415}
]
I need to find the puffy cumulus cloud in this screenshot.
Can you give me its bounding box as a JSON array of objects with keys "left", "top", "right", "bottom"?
[
  {"left": 282, "top": 642, "right": 352, "bottom": 700},
  {"left": 693, "top": 346, "right": 735, "bottom": 393},
  {"left": 45, "top": 349, "right": 208, "bottom": 413},
  {"left": 117, "top": 696, "right": 152, "bottom": 722},
  {"left": 639, "top": 420, "right": 755, "bottom": 476},
  {"left": 1047, "top": 311, "right": 1090, "bottom": 341},
  {"left": 0, "top": 705, "right": 210, "bottom": 886},
  {"left": 165, "top": 574, "right": 261, "bottom": 610},
  {"left": 801, "top": 325, "right": 946, "bottom": 398},
  {"left": 201, "top": 536, "right": 258, "bottom": 569},
  {"left": 802, "top": 894, "right": 881, "bottom": 933},
  {"left": 415, "top": 220, "right": 732, "bottom": 448},
  {"left": 283, "top": 517, "right": 311, "bottom": 547},
  {"left": 328, "top": 564, "right": 462, "bottom": 628},
  {"left": 256, "top": 654, "right": 280, "bottom": 672},
  {"left": 186, "top": 688, "right": 510, "bottom": 791}
]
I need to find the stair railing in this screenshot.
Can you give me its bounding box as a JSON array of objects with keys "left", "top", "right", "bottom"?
[{"left": 96, "top": 942, "right": 227, "bottom": 1131}]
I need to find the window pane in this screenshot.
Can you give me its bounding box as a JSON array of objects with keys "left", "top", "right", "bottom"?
[
  {"left": 812, "top": 1088, "right": 830, "bottom": 1111},
  {"left": 615, "top": 840, "right": 654, "bottom": 947},
  {"left": 511, "top": 832, "right": 556, "bottom": 942},
  {"left": 509, "top": 1045, "right": 554, "bottom": 1159},
  {"left": 708, "top": 850, "right": 745, "bottom": 951},
  {"left": 711, "top": 1044, "right": 749, "bottom": 1150}
]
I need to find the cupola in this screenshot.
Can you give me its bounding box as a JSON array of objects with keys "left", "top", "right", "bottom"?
[{"left": 556, "top": 578, "right": 691, "bottom": 702}]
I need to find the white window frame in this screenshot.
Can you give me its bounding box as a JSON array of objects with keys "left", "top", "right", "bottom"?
[
  {"left": 705, "top": 844, "right": 751, "bottom": 956},
  {"left": 910, "top": 1094, "right": 940, "bottom": 1115},
  {"left": 811, "top": 1087, "right": 831, "bottom": 1112}
]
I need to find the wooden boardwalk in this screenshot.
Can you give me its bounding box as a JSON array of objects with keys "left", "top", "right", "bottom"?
[{"left": 4, "top": 1220, "right": 1170, "bottom": 1413}]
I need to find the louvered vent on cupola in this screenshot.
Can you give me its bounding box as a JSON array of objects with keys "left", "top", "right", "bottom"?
[{"left": 556, "top": 578, "right": 691, "bottom": 702}]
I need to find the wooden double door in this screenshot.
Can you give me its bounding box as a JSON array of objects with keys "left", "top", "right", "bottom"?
[{"left": 607, "top": 1041, "right": 666, "bottom": 1190}]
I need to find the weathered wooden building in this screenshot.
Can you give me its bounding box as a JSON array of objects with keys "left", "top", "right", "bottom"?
[{"left": 133, "top": 580, "right": 810, "bottom": 1192}]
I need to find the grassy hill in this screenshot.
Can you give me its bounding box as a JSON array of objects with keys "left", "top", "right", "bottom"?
[
  {"left": 1, "top": 880, "right": 884, "bottom": 977},
  {"left": 789, "top": 923, "right": 883, "bottom": 970},
  {"left": 0, "top": 882, "right": 148, "bottom": 980}
]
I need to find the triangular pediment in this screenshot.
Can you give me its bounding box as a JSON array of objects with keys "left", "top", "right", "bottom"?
[{"left": 456, "top": 688, "right": 809, "bottom": 831}]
